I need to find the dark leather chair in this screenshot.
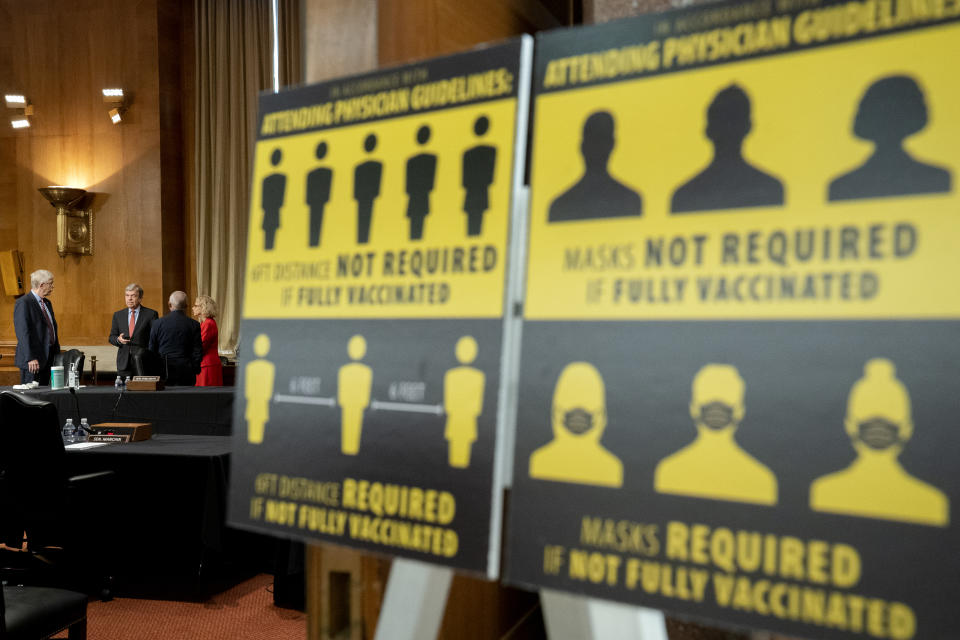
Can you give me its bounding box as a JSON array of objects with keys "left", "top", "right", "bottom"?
[
  {"left": 51, "top": 350, "right": 84, "bottom": 384},
  {"left": 0, "top": 391, "right": 113, "bottom": 594},
  {"left": 0, "top": 392, "right": 69, "bottom": 549},
  {"left": 130, "top": 349, "right": 165, "bottom": 379},
  {"left": 0, "top": 584, "right": 87, "bottom": 639}
]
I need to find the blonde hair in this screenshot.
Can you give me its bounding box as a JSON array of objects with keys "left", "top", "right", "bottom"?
[{"left": 194, "top": 294, "right": 218, "bottom": 319}]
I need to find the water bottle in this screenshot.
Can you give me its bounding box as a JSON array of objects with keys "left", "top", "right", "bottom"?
[
  {"left": 62, "top": 418, "right": 76, "bottom": 445},
  {"left": 77, "top": 418, "right": 89, "bottom": 443},
  {"left": 74, "top": 363, "right": 81, "bottom": 389},
  {"left": 124, "top": 376, "right": 132, "bottom": 389},
  {"left": 115, "top": 375, "right": 122, "bottom": 390},
  {"left": 67, "top": 363, "right": 76, "bottom": 388}
]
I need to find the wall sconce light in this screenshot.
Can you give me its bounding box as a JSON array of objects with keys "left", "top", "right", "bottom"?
[
  {"left": 38, "top": 186, "right": 94, "bottom": 257},
  {"left": 4, "top": 94, "right": 32, "bottom": 113},
  {"left": 5, "top": 94, "right": 33, "bottom": 128},
  {"left": 102, "top": 88, "right": 128, "bottom": 124}
]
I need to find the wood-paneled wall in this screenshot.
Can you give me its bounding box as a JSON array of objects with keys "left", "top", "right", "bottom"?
[
  {"left": 0, "top": 1, "right": 22, "bottom": 348},
  {"left": 157, "top": 0, "right": 190, "bottom": 309},
  {"left": 304, "top": 0, "right": 378, "bottom": 84},
  {"left": 378, "top": 0, "right": 565, "bottom": 66},
  {"left": 0, "top": 0, "right": 190, "bottom": 347}
]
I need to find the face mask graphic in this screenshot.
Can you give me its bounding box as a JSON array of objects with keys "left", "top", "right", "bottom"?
[
  {"left": 857, "top": 418, "right": 901, "bottom": 450},
  {"left": 699, "top": 402, "right": 734, "bottom": 429},
  {"left": 562, "top": 408, "right": 595, "bottom": 435}
]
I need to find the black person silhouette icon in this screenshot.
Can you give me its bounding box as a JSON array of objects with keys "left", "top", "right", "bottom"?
[
  {"left": 353, "top": 133, "right": 383, "bottom": 244},
  {"left": 261, "top": 148, "right": 287, "bottom": 250},
  {"left": 306, "top": 141, "right": 333, "bottom": 247},
  {"left": 549, "top": 110, "right": 642, "bottom": 222},
  {"left": 829, "top": 75, "right": 952, "bottom": 202},
  {"left": 405, "top": 125, "right": 438, "bottom": 240},
  {"left": 461, "top": 116, "right": 497, "bottom": 237},
  {"left": 671, "top": 84, "right": 784, "bottom": 214}
]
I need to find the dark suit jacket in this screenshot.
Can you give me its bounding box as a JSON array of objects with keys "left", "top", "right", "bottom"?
[
  {"left": 109, "top": 305, "right": 159, "bottom": 372},
  {"left": 13, "top": 293, "right": 60, "bottom": 371},
  {"left": 148, "top": 310, "right": 202, "bottom": 372}
]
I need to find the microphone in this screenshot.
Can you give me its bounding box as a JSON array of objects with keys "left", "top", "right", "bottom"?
[
  {"left": 68, "top": 386, "right": 83, "bottom": 428},
  {"left": 111, "top": 383, "right": 125, "bottom": 419}
]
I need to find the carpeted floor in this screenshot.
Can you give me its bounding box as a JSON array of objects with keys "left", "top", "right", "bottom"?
[{"left": 53, "top": 574, "right": 306, "bottom": 640}]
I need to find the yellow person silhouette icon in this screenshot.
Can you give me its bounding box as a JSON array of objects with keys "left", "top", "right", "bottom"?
[
  {"left": 654, "top": 364, "right": 777, "bottom": 505},
  {"left": 338, "top": 335, "right": 373, "bottom": 455},
  {"left": 810, "top": 359, "right": 949, "bottom": 527},
  {"left": 529, "top": 362, "right": 623, "bottom": 488},
  {"left": 245, "top": 334, "right": 275, "bottom": 444},
  {"left": 443, "top": 337, "right": 485, "bottom": 469}
]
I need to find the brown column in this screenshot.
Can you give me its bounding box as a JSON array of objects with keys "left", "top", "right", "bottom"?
[{"left": 304, "top": 0, "right": 378, "bottom": 83}]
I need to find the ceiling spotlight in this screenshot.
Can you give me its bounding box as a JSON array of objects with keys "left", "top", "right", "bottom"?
[
  {"left": 102, "top": 88, "right": 124, "bottom": 103},
  {"left": 109, "top": 108, "right": 122, "bottom": 124},
  {"left": 11, "top": 118, "right": 30, "bottom": 129},
  {"left": 5, "top": 94, "right": 33, "bottom": 116}
]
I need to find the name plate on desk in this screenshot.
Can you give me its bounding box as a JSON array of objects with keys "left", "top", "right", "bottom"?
[
  {"left": 91, "top": 422, "right": 152, "bottom": 442},
  {"left": 87, "top": 434, "right": 130, "bottom": 443},
  {"left": 128, "top": 376, "right": 163, "bottom": 391}
]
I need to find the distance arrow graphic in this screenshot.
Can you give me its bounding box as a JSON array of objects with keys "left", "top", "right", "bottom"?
[
  {"left": 273, "top": 394, "right": 337, "bottom": 406},
  {"left": 370, "top": 399, "right": 444, "bottom": 415}
]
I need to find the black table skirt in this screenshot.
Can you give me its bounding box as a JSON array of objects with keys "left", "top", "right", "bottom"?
[
  {"left": 12, "top": 386, "right": 234, "bottom": 436},
  {"left": 65, "top": 435, "right": 231, "bottom": 578}
]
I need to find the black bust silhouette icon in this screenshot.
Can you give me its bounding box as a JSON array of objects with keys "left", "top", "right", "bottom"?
[
  {"left": 261, "top": 148, "right": 287, "bottom": 250},
  {"left": 549, "top": 110, "right": 642, "bottom": 222},
  {"left": 461, "top": 116, "right": 497, "bottom": 237},
  {"left": 405, "top": 125, "right": 438, "bottom": 240},
  {"left": 306, "top": 141, "right": 333, "bottom": 247},
  {"left": 353, "top": 133, "right": 383, "bottom": 244},
  {"left": 829, "top": 75, "right": 951, "bottom": 202},
  {"left": 671, "top": 84, "right": 784, "bottom": 214}
]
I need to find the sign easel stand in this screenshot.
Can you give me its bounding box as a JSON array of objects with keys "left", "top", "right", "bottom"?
[
  {"left": 540, "top": 590, "right": 668, "bottom": 640},
  {"left": 367, "top": 38, "right": 537, "bottom": 640},
  {"left": 373, "top": 559, "right": 453, "bottom": 640}
]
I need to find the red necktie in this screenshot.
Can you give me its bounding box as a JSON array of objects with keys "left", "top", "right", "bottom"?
[
  {"left": 39, "top": 298, "right": 54, "bottom": 343},
  {"left": 129, "top": 309, "right": 136, "bottom": 338}
]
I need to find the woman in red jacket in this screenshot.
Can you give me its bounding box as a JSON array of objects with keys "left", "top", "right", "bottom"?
[{"left": 192, "top": 295, "right": 223, "bottom": 386}]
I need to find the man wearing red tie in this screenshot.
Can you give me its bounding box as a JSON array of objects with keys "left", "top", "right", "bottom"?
[
  {"left": 13, "top": 269, "right": 60, "bottom": 385},
  {"left": 109, "top": 283, "right": 159, "bottom": 379}
]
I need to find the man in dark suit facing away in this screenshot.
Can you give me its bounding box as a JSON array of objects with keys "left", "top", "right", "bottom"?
[
  {"left": 13, "top": 269, "right": 60, "bottom": 385},
  {"left": 149, "top": 290, "right": 202, "bottom": 386},
  {"left": 109, "top": 283, "right": 159, "bottom": 379}
]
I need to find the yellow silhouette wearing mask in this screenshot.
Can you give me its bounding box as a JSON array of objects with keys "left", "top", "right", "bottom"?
[
  {"left": 810, "top": 359, "right": 948, "bottom": 527},
  {"left": 245, "top": 334, "right": 276, "bottom": 444},
  {"left": 338, "top": 335, "right": 373, "bottom": 455},
  {"left": 529, "top": 362, "right": 623, "bottom": 488},
  {"left": 654, "top": 364, "right": 777, "bottom": 505},
  {"left": 443, "top": 336, "right": 485, "bottom": 469}
]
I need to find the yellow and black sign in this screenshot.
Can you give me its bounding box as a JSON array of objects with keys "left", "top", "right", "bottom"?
[
  {"left": 244, "top": 55, "right": 522, "bottom": 320},
  {"left": 506, "top": 2, "right": 959, "bottom": 638},
  {"left": 524, "top": 2, "right": 958, "bottom": 320},
  {"left": 230, "top": 38, "right": 532, "bottom": 576}
]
